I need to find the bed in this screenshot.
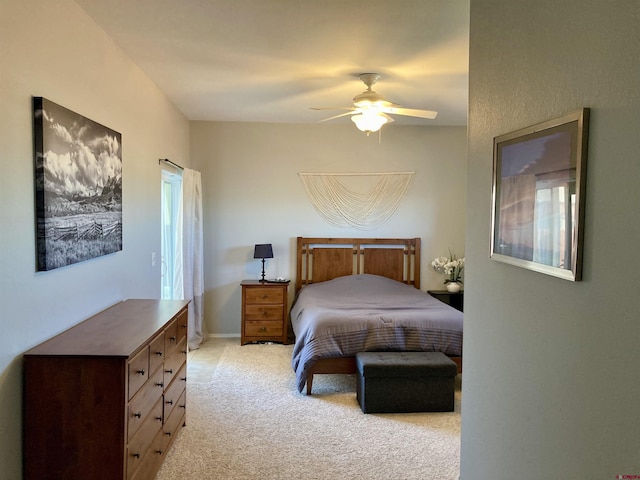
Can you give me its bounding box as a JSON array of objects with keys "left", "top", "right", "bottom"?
[{"left": 290, "top": 237, "right": 463, "bottom": 394}]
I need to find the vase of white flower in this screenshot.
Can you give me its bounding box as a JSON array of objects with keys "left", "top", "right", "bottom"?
[
  {"left": 431, "top": 251, "right": 465, "bottom": 293},
  {"left": 446, "top": 282, "right": 461, "bottom": 293}
]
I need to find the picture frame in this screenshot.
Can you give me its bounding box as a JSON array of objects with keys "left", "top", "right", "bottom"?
[
  {"left": 33, "top": 97, "right": 123, "bottom": 271},
  {"left": 490, "top": 108, "right": 590, "bottom": 281}
]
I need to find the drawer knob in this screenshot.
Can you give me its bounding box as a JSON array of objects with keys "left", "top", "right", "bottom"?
[
  {"left": 133, "top": 412, "right": 142, "bottom": 419},
  {"left": 156, "top": 382, "right": 164, "bottom": 388},
  {"left": 259, "top": 327, "right": 267, "bottom": 332},
  {"left": 155, "top": 416, "right": 163, "bottom": 422},
  {"left": 165, "top": 368, "right": 173, "bottom": 374},
  {"left": 155, "top": 449, "right": 163, "bottom": 455},
  {"left": 137, "top": 369, "right": 145, "bottom": 375},
  {"left": 132, "top": 452, "right": 141, "bottom": 459},
  {"left": 166, "top": 399, "right": 173, "bottom": 405},
  {"left": 165, "top": 431, "right": 172, "bottom": 437},
  {"left": 170, "top": 336, "right": 177, "bottom": 342},
  {"left": 181, "top": 324, "right": 187, "bottom": 329},
  {"left": 180, "top": 404, "right": 186, "bottom": 409},
  {"left": 155, "top": 351, "right": 163, "bottom": 356},
  {"left": 180, "top": 376, "right": 187, "bottom": 382}
]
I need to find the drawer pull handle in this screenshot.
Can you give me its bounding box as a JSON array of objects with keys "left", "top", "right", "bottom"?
[
  {"left": 133, "top": 412, "right": 142, "bottom": 419},
  {"left": 165, "top": 431, "right": 172, "bottom": 437},
  {"left": 156, "top": 382, "right": 164, "bottom": 388},
  {"left": 165, "top": 368, "right": 173, "bottom": 374},
  {"left": 155, "top": 351, "right": 163, "bottom": 356},
  {"left": 181, "top": 376, "right": 187, "bottom": 382},
  {"left": 181, "top": 324, "right": 187, "bottom": 329},
  {"left": 137, "top": 369, "right": 145, "bottom": 375},
  {"left": 155, "top": 449, "right": 163, "bottom": 455},
  {"left": 180, "top": 404, "right": 186, "bottom": 409},
  {"left": 155, "top": 416, "right": 163, "bottom": 422},
  {"left": 166, "top": 400, "right": 173, "bottom": 405},
  {"left": 259, "top": 327, "right": 267, "bottom": 332},
  {"left": 170, "top": 336, "right": 177, "bottom": 342},
  {"left": 132, "top": 452, "right": 141, "bottom": 459},
  {"left": 181, "top": 350, "right": 187, "bottom": 355},
  {"left": 262, "top": 294, "right": 268, "bottom": 299}
]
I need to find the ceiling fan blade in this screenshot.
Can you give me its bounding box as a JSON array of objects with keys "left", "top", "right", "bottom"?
[
  {"left": 310, "top": 107, "right": 354, "bottom": 111},
  {"left": 382, "top": 107, "right": 438, "bottom": 119},
  {"left": 318, "top": 111, "right": 357, "bottom": 122}
]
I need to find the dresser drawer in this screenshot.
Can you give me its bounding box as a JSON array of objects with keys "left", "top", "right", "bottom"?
[
  {"left": 164, "top": 337, "right": 187, "bottom": 387},
  {"left": 175, "top": 308, "right": 188, "bottom": 343},
  {"left": 164, "top": 318, "right": 179, "bottom": 354},
  {"left": 244, "top": 287, "right": 284, "bottom": 304},
  {"left": 149, "top": 333, "right": 165, "bottom": 375},
  {"left": 162, "top": 389, "right": 186, "bottom": 452},
  {"left": 127, "top": 397, "right": 163, "bottom": 478},
  {"left": 244, "top": 320, "right": 284, "bottom": 337},
  {"left": 128, "top": 368, "right": 165, "bottom": 440},
  {"left": 164, "top": 362, "right": 187, "bottom": 421},
  {"left": 130, "top": 428, "right": 164, "bottom": 480},
  {"left": 128, "top": 347, "right": 150, "bottom": 399},
  {"left": 244, "top": 304, "right": 283, "bottom": 321}
]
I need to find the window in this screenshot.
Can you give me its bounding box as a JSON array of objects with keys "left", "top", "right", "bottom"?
[{"left": 161, "top": 169, "right": 182, "bottom": 299}]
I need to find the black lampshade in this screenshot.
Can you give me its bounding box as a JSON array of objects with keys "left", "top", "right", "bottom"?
[{"left": 253, "top": 244, "right": 273, "bottom": 259}]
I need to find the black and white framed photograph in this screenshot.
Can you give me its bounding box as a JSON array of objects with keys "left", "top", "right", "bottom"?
[
  {"left": 33, "top": 97, "right": 123, "bottom": 271},
  {"left": 490, "top": 108, "right": 590, "bottom": 281}
]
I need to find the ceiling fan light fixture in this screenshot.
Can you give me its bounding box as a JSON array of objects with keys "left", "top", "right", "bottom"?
[{"left": 351, "top": 111, "right": 390, "bottom": 135}]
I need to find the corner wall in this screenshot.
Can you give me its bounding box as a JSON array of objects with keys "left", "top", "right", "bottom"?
[
  {"left": 462, "top": 1, "right": 640, "bottom": 477},
  {"left": 0, "top": 1, "right": 189, "bottom": 477}
]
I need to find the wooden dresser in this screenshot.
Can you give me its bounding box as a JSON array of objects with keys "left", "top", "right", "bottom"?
[
  {"left": 241, "top": 280, "right": 289, "bottom": 345},
  {"left": 23, "top": 299, "right": 189, "bottom": 480}
]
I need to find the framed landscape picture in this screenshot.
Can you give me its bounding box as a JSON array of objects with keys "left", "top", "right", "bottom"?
[
  {"left": 33, "top": 97, "right": 122, "bottom": 271},
  {"left": 490, "top": 108, "right": 590, "bottom": 281}
]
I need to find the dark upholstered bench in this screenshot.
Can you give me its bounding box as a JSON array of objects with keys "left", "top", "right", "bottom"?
[{"left": 355, "top": 352, "right": 457, "bottom": 414}]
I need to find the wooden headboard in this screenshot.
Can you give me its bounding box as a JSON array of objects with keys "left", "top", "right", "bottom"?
[{"left": 295, "top": 237, "right": 421, "bottom": 293}]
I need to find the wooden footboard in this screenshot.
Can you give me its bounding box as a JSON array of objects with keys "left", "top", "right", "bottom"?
[{"left": 305, "top": 355, "right": 462, "bottom": 395}]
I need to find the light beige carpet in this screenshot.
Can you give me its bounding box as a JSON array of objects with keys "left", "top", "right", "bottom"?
[{"left": 157, "top": 343, "right": 461, "bottom": 480}]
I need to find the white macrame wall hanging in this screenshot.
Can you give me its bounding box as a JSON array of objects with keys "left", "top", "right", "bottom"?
[{"left": 298, "top": 172, "right": 414, "bottom": 230}]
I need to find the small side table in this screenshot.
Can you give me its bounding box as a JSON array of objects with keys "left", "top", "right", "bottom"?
[
  {"left": 241, "top": 280, "right": 289, "bottom": 345},
  {"left": 427, "top": 290, "right": 464, "bottom": 312}
]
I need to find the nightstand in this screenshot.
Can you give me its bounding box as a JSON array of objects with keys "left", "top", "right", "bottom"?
[
  {"left": 241, "top": 280, "right": 289, "bottom": 345},
  {"left": 427, "top": 290, "right": 464, "bottom": 312}
]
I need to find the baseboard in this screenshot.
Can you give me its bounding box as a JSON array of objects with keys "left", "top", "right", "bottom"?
[{"left": 208, "top": 333, "right": 241, "bottom": 339}]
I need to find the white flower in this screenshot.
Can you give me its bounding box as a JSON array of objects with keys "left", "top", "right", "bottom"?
[{"left": 431, "top": 251, "right": 465, "bottom": 284}]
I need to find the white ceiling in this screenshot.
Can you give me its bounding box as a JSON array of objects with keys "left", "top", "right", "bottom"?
[{"left": 75, "top": 0, "right": 469, "bottom": 126}]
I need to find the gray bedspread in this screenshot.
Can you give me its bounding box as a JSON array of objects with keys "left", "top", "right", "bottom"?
[{"left": 290, "top": 274, "right": 463, "bottom": 392}]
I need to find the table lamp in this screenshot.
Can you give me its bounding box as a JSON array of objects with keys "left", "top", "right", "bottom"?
[{"left": 253, "top": 244, "right": 273, "bottom": 282}]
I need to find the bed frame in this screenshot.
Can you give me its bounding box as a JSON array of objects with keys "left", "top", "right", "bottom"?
[{"left": 295, "top": 237, "right": 462, "bottom": 394}]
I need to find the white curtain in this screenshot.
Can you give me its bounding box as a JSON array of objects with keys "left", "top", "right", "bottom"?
[{"left": 180, "top": 169, "right": 206, "bottom": 349}]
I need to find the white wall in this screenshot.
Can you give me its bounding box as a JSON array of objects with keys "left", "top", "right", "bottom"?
[
  {"left": 191, "top": 121, "right": 467, "bottom": 335},
  {"left": 462, "top": 1, "right": 640, "bottom": 478},
  {"left": 0, "top": 1, "right": 190, "bottom": 477}
]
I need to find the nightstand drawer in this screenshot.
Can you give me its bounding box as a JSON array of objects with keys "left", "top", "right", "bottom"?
[
  {"left": 244, "top": 304, "right": 283, "bottom": 321},
  {"left": 244, "top": 320, "right": 284, "bottom": 337},
  {"left": 244, "top": 287, "right": 284, "bottom": 304}
]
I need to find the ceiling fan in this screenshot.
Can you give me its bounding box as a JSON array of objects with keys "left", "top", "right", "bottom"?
[{"left": 311, "top": 73, "right": 438, "bottom": 135}]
